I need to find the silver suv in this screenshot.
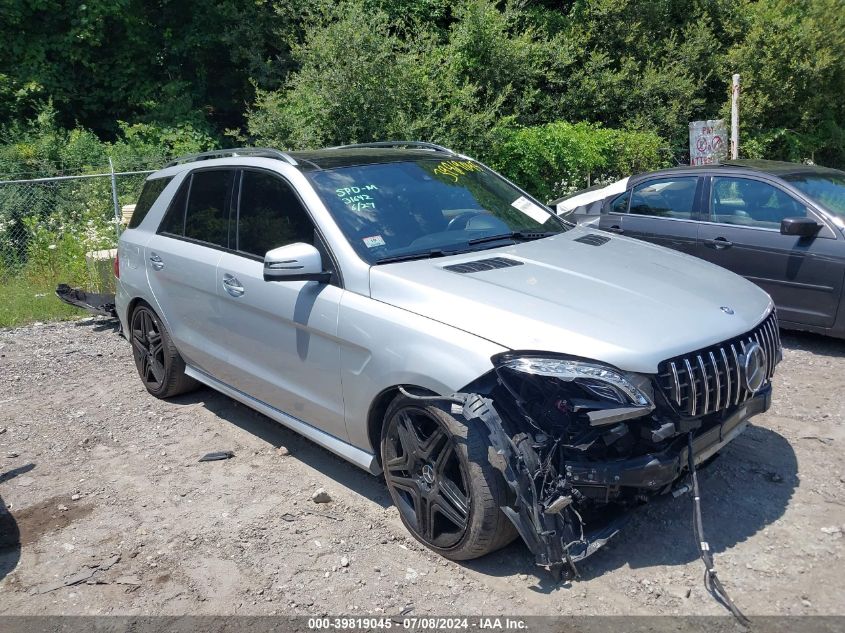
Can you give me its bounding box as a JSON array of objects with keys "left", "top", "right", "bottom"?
[{"left": 115, "top": 142, "right": 781, "bottom": 572}]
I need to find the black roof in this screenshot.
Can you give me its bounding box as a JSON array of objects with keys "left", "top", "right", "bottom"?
[
  {"left": 165, "top": 142, "right": 461, "bottom": 171},
  {"left": 288, "top": 148, "right": 453, "bottom": 172},
  {"left": 631, "top": 159, "right": 844, "bottom": 184}
]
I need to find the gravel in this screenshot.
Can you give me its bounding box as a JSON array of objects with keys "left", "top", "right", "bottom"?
[{"left": 0, "top": 317, "right": 844, "bottom": 616}]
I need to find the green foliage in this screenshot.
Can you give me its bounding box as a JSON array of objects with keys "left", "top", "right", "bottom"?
[
  {"left": 0, "top": 108, "right": 216, "bottom": 311},
  {"left": 724, "top": 0, "right": 845, "bottom": 166},
  {"left": 0, "top": 0, "right": 299, "bottom": 136},
  {"left": 248, "top": 2, "right": 423, "bottom": 149},
  {"left": 0, "top": 277, "right": 81, "bottom": 328},
  {"left": 0, "top": 0, "right": 843, "bottom": 328},
  {"left": 246, "top": 1, "right": 505, "bottom": 155},
  {"left": 3, "top": 0, "right": 844, "bottom": 167},
  {"left": 489, "top": 121, "right": 668, "bottom": 202},
  {"left": 0, "top": 105, "right": 217, "bottom": 176}
]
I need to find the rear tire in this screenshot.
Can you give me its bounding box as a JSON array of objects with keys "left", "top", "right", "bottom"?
[
  {"left": 381, "top": 395, "right": 517, "bottom": 560},
  {"left": 130, "top": 303, "right": 197, "bottom": 398}
]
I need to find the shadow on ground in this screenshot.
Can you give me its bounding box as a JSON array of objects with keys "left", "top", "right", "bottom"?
[
  {"left": 781, "top": 329, "right": 845, "bottom": 358},
  {"left": 463, "top": 423, "right": 797, "bottom": 592},
  {"left": 167, "top": 387, "right": 393, "bottom": 510},
  {"left": 0, "top": 463, "right": 35, "bottom": 582},
  {"left": 127, "top": 348, "right": 797, "bottom": 593},
  {"left": 73, "top": 316, "right": 121, "bottom": 334}
]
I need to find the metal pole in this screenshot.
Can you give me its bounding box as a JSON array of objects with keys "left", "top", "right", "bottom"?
[
  {"left": 731, "top": 74, "right": 740, "bottom": 160},
  {"left": 109, "top": 157, "right": 122, "bottom": 240}
]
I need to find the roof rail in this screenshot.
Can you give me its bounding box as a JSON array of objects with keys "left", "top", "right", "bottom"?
[
  {"left": 329, "top": 141, "right": 456, "bottom": 154},
  {"left": 165, "top": 147, "right": 298, "bottom": 168}
]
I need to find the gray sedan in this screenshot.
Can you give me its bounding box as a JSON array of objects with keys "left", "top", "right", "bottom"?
[{"left": 568, "top": 160, "right": 845, "bottom": 339}]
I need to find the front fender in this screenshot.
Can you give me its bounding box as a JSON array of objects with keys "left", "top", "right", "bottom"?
[{"left": 338, "top": 291, "right": 506, "bottom": 451}]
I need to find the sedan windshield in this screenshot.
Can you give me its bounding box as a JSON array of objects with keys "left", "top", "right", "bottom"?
[
  {"left": 306, "top": 159, "right": 567, "bottom": 264},
  {"left": 783, "top": 172, "right": 845, "bottom": 217}
]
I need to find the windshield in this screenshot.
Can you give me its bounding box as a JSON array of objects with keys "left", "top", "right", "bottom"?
[
  {"left": 783, "top": 172, "right": 845, "bottom": 217},
  {"left": 306, "top": 159, "right": 567, "bottom": 264}
]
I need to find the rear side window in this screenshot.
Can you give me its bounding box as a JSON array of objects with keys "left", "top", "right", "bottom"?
[
  {"left": 236, "top": 171, "right": 315, "bottom": 257},
  {"left": 630, "top": 177, "right": 698, "bottom": 219},
  {"left": 158, "top": 177, "right": 190, "bottom": 236},
  {"left": 157, "top": 169, "right": 236, "bottom": 245},
  {"left": 129, "top": 177, "right": 173, "bottom": 228},
  {"left": 184, "top": 170, "right": 235, "bottom": 247},
  {"left": 608, "top": 191, "right": 629, "bottom": 214}
]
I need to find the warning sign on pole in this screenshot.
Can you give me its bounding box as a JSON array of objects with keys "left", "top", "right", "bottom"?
[{"left": 689, "top": 119, "right": 728, "bottom": 166}]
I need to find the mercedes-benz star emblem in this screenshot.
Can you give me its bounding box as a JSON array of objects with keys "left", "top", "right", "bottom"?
[
  {"left": 720, "top": 306, "right": 735, "bottom": 315},
  {"left": 742, "top": 342, "right": 768, "bottom": 393},
  {"left": 421, "top": 464, "right": 436, "bottom": 485}
]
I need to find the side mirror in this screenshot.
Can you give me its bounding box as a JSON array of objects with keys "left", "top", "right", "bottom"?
[
  {"left": 263, "top": 243, "right": 332, "bottom": 283},
  {"left": 780, "top": 216, "right": 821, "bottom": 237}
]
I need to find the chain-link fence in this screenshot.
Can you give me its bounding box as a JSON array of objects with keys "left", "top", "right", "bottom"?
[{"left": 0, "top": 166, "right": 153, "bottom": 326}]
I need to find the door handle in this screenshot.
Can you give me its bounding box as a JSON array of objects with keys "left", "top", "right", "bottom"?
[
  {"left": 222, "top": 273, "right": 245, "bottom": 297},
  {"left": 704, "top": 237, "right": 733, "bottom": 250},
  {"left": 606, "top": 225, "right": 624, "bottom": 234},
  {"left": 149, "top": 253, "right": 165, "bottom": 270}
]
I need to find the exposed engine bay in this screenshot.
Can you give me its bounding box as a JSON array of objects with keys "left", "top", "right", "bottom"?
[{"left": 445, "top": 351, "right": 775, "bottom": 578}]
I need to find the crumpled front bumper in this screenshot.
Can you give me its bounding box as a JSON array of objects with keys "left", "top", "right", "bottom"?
[
  {"left": 564, "top": 388, "right": 771, "bottom": 495},
  {"left": 457, "top": 386, "right": 772, "bottom": 570}
]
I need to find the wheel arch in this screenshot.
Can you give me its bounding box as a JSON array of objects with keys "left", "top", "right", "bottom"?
[
  {"left": 126, "top": 296, "right": 149, "bottom": 322},
  {"left": 367, "top": 384, "right": 438, "bottom": 469}
]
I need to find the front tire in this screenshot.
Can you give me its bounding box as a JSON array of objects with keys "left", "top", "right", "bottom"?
[
  {"left": 381, "top": 396, "right": 517, "bottom": 560},
  {"left": 130, "top": 303, "right": 197, "bottom": 398}
]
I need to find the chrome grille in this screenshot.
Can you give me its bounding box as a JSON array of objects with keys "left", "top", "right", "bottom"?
[{"left": 657, "top": 311, "right": 781, "bottom": 417}]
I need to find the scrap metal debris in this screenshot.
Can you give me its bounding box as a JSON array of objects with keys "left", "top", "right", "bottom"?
[
  {"left": 198, "top": 451, "right": 235, "bottom": 462},
  {"left": 30, "top": 555, "right": 121, "bottom": 595},
  {"left": 55, "top": 284, "right": 116, "bottom": 318},
  {"left": 800, "top": 435, "right": 834, "bottom": 445},
  {"left": 305, "top": 510, "right": 343, "bottom": 521},
  {"left": 686, "top": 433, "right": 749, "bottom": 626}
]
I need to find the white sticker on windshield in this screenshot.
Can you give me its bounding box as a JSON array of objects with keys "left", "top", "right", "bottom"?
[
  {"left": 511, "top": 196, "right": 550, "bottom": 224},
  {"left": 363, "top": 235, "right": 386, "bottom": 248}
]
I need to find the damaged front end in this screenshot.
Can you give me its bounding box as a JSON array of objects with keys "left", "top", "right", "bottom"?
[{"left": 453, "top": 345, "right": 777, "bottom": 575}]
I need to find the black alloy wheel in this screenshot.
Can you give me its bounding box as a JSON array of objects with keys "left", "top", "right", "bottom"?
[
  {"left": 131, "top": 306, "right": 167, "bottom": 392},
  {"left": 129, "top": 303, "right": 197, "bottom": 398},
  {"left": 383, "top": 406, "right": 471, "bottom": 549}
]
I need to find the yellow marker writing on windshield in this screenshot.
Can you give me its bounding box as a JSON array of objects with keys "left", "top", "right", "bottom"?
[{"left": 433, "top": 160, "right": 482, "bottom": 182}]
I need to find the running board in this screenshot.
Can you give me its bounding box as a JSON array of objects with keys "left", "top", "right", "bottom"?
[{"left": 184, "top": 365, "right": 380, "bottom": 475}]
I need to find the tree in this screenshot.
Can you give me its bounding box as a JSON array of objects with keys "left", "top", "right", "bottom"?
[
  {"left": 0, "top": 0, "right": 299, "bottom": 136},
  {"left": 724, "top": 0, "right": 845, "bottom": 164}
]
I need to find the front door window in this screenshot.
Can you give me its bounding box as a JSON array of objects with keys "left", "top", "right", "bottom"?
[{"left": 710, "top": 177, "right": 807, "bottom": 228}]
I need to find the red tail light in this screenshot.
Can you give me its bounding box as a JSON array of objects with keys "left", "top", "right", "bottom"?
[{"left": 113, "top": 252, "right": 120, "bottom": 279}]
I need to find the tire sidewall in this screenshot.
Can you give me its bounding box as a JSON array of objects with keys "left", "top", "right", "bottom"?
[
  {"left": 381, "top": 397, "right": 501, "bottom": 559},
  {"left": 131, "top": 304, "right": 175, "bottom": 398}
]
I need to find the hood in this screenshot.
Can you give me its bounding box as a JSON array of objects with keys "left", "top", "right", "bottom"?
[{"left": 368, "top": 229, "right": 773, "bottom": 374}]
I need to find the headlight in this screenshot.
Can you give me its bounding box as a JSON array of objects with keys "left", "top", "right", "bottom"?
[{"left": 499, "top": 357, "right": 653, "bottom": 408}]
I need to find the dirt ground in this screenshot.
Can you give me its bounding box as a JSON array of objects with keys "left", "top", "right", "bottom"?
[{"left": 0, "top": 317, "right": 843, "bottom": 617}]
